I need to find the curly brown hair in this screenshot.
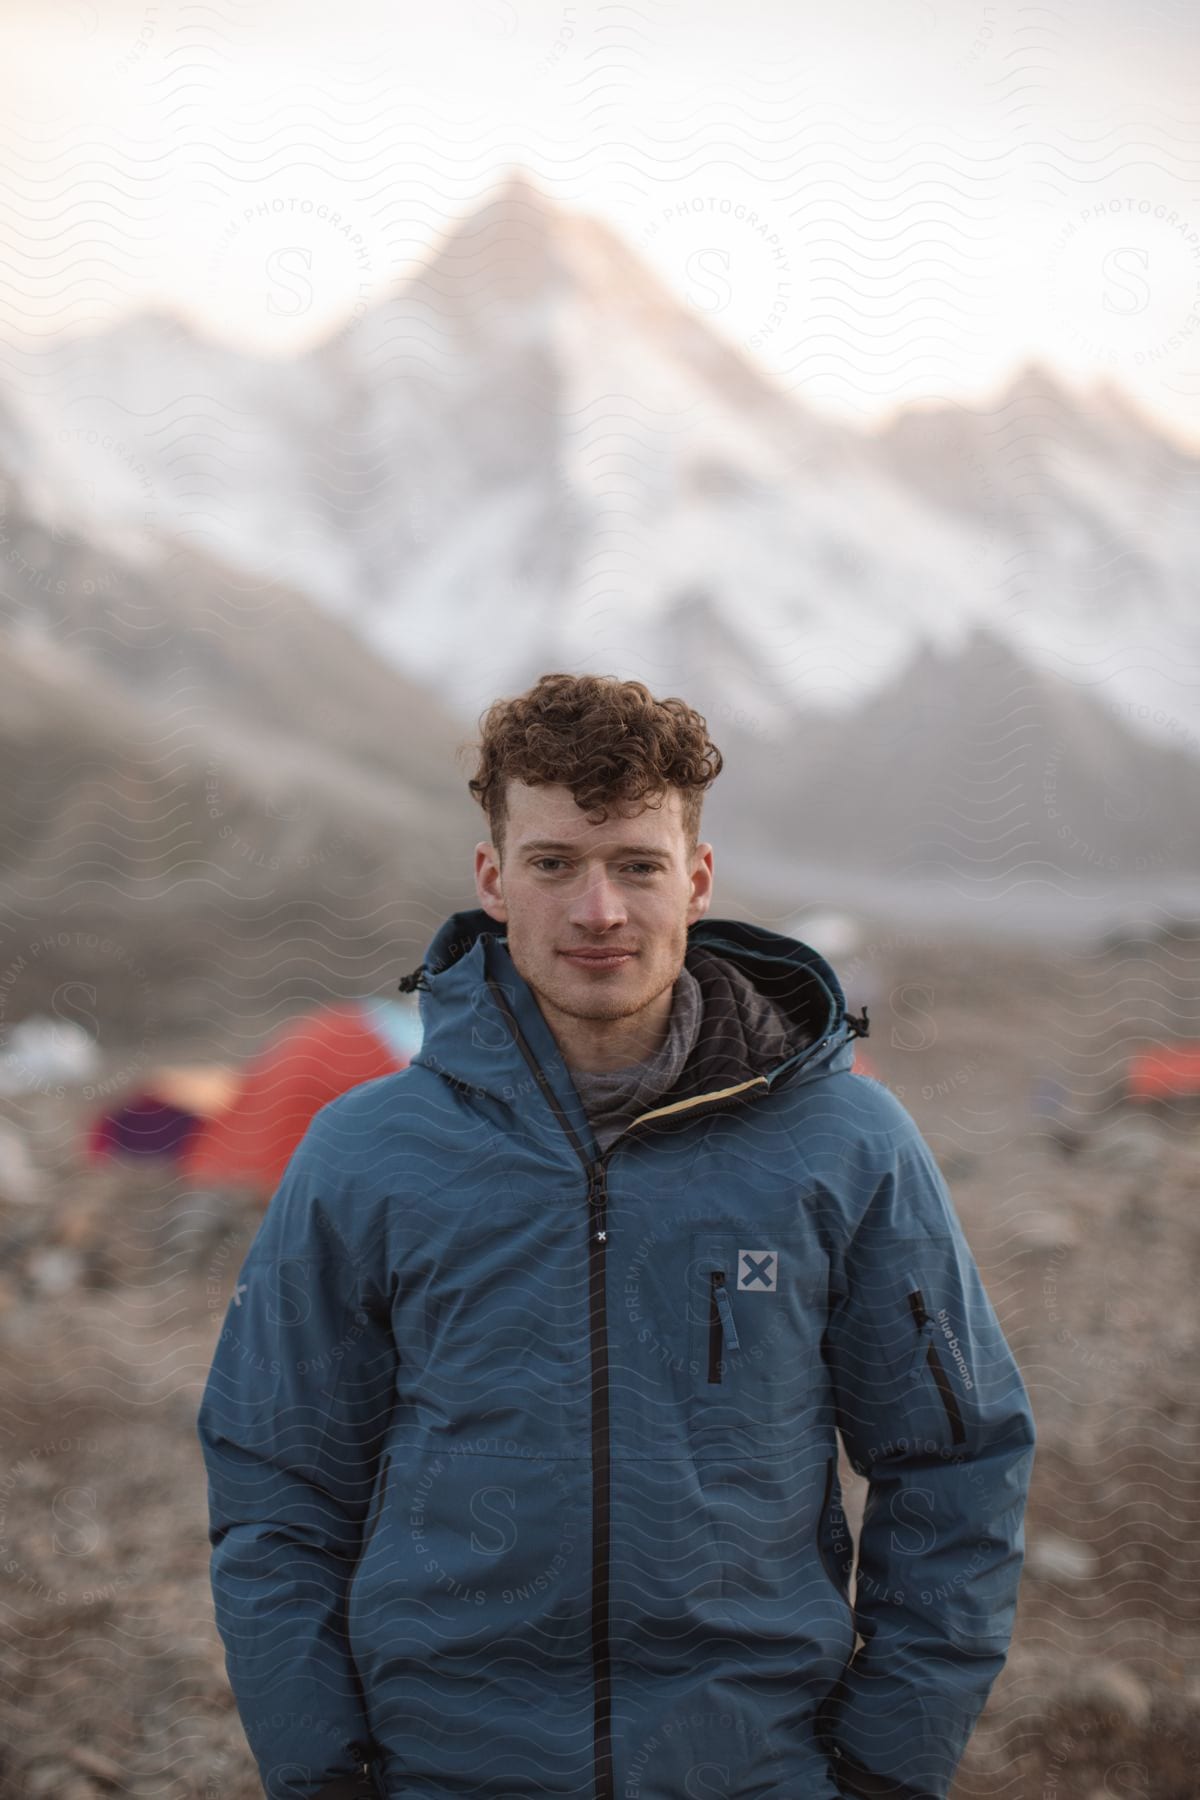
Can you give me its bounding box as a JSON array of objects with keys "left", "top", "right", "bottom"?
[{"left": 466, "top": 672, "right": 724, "bottom": 865}]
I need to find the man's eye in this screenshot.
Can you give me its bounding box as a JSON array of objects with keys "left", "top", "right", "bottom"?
[{"left": 531, "top": 859, "right": 659, "bottom": 875}]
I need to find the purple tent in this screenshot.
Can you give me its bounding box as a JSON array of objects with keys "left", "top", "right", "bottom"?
[{"left": 86, "top": 1096, "right": 203, "bottom": 1163}]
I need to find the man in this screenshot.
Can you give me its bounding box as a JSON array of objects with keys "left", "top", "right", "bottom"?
[{"left": 198, "top": 672, "right": 1035, "bottom": 1800}]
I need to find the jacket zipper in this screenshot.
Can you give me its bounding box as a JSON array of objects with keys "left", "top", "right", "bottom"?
[
  {"left": 581, "top": 1092, "right": 772, "bottom": 1800},
  {"left": 905, "top": 1283, "right": 966, "bottom": 1446},
  {"left": 486, "top": 973, "right": 845, "bottom": 1800},
  {"left": 585, "top": 1156, "right": 615, "bottom": 1800}
]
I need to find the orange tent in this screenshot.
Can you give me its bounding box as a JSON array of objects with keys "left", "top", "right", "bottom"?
[
  {"left": 1126, "top": 1044, "right": 1200, "bottom": 1102},
  {"left": 181, "top": 999, "right": 418, "bottom": 1196}
]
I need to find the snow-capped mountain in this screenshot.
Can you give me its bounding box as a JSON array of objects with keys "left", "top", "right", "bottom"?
[
  {"left": 4, "top": 171, "right": 1200, "bottom": 744},
  {"left": 710, "top": 623, "right": 1200, "bottom": 880},
  {"left": 0, "top": 455, "right": 474, "bottom": 914},
  {"left": 871, "top": 364, "right": 1200, "bottom": 748}
]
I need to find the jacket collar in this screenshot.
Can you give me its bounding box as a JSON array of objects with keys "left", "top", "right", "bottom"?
[{"left": 400, "top": 908, "right": 867, "bottom": 1159}]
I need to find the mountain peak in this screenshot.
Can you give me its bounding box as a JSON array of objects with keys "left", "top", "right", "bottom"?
[
  {"left": 994, "top": 358, "right": 1082, "bottom": 415},
  {"left": 88, "top": 304, "right": 201, "bottom": 352},
  {"left": 428, "top": 169, "right": 573, "bottom": 292},
  {"left": 392, "top": 174, "right": 816, "bottom": 435},
  {"left": 478, "top": 169, "right": 560, "bottom": 226},
  {"left": 889, "top": 623, "right": 1038, "bottom": 697},
  {"left": 992, "top": 357, "right": 1192, "bottom": 461}
]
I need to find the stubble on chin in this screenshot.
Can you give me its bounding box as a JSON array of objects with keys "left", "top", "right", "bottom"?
[
  {"left": 529, "top": 968, "right": 643, "bottom": 1025},
  {"left": 543, "top": 952, "right": 685, "bottom": 1029}
]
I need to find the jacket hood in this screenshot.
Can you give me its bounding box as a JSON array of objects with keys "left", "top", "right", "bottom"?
[{"left": 398, "top": 908, "right": 869, "bottom": 1153}]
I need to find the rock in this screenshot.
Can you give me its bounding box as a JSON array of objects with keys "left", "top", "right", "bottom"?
[
  {"left": 0, "top": 1015, "right": 99, "bottom": 1095},
  {"left": 158, "top": 1185, "right": 239, "bottom": 1264},
  {"left": 1028, "top": 1531, "right": 1099, "bottom": 1584},
  {"left": 26, "top": 1766, "right": 76, "bottom": 1798},
  {"left": 0, "top": 1123, "right": 41, "bottom": 1205},
  {"left": 1084, "top": 1118, "right": 1166, "bottom": 1173},
  {"left": 69, "top": 1745, "right": 124, "bottom": 1783},
  {"left": 57, "top": 1198, "right": 105, "bottom": 1250},
  {"left": 26, "top": 1246, "right": 84, "bottom": 1295},
  {"left": 1045, "top": 1662, "right": 1153, "bottom": 1727},
  {"left": 1011, "top": 1209, "right": 1080, "bottom": 1254}
]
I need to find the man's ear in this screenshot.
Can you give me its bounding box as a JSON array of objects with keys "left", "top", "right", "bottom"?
[
  {"left": 475, "top": 842, "right": 508, "bottom": 923},
  {"left": 688, "top": 842, "right": 714, "bottom": 924}
]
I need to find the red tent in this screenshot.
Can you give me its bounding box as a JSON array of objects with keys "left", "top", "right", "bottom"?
[
  {"left": 181, "top": 999, "right": 418, "bottom": 1197},
  {"left": 1126, "top": 1044, "right": 1200, "bottom": 1103}
]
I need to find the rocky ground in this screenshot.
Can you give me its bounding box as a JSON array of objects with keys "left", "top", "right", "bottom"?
[{"left": 0, "top": 925, "right": 1198, "bottom": 1799}]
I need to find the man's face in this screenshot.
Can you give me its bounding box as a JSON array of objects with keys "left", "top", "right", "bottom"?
[{"left": 474, "top": 780, "right": 714, "bottom": 1029}]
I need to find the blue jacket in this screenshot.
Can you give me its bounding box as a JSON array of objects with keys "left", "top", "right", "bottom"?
[{"left": 197, "top": 908, "right": 1035, "bottom": 1800}]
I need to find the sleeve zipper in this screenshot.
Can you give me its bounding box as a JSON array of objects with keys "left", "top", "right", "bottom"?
[{"left": 904, "top": 1277, "right": 967, "bottom": 1445}]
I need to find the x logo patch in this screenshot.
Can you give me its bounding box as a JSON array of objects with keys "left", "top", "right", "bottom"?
[{"left": 737, "top": 1250, "right": 778, "bottom": 1291}]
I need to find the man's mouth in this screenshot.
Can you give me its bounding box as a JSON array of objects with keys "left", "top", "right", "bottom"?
[{"left": 559, "top": 949, "right": 637, "bottom": 970}]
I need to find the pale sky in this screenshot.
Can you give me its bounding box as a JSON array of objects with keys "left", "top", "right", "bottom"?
[{"left": 2, "top": 0, "right": 1199, "bottom": 445}]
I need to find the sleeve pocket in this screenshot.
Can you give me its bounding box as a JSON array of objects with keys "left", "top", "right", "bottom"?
[{"left": 900, "top": 1267, "right": 967, "bottom": 1446}]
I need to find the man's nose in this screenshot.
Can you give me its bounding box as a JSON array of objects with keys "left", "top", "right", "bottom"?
[{"left": 568, "top": 868, "right": 629, "bottom": 931}]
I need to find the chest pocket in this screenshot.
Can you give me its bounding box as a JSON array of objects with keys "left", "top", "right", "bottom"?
[{"left": 687, "top": 1232, "right": 827, "bottom": 1453}]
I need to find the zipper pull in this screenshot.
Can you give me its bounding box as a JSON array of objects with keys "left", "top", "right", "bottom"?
[
  {"left": 905, "top": 1279, "right": 934, "bottom": 1379},
  {"left": 587, "top": 1162, "right": 607, "bottom": 1243},
  {"left": 713, "top": 1275, "right": 740, "bottom": 1350}
]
